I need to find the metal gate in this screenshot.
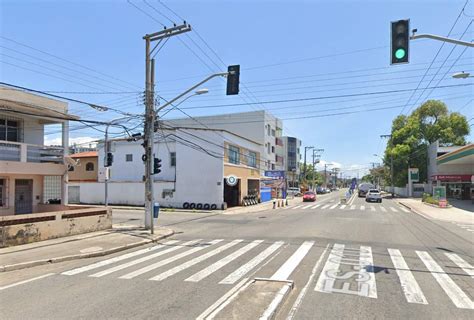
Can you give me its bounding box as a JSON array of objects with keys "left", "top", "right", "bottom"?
[
  {"left": 15, "top": 179, "right": 33, "bottom": 214},
  {"left": 68, "top": 186, "right": 80, "bottom": 203}
]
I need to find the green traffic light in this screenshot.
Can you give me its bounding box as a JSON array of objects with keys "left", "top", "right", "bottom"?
[{"left": 395, "top": 48, "right": 406, "bottom": 59}]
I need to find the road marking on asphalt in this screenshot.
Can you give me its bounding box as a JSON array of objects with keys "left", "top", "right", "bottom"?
[
  {"left": 196, "top": 277, "right": 251, "bottom": 320},
  {"left": 399, "top": 207, "right": 410, "bottom": 213},
  {"left": 292, "top": 205, "right": 303, "bottom": 210},
  {"left": 149, "top": 240, "right": 243, "bottom": 281},
  {"left": 286, "top": 244, "right": 330, "bottom": 320},
  {"left": 416, "top": 250, "right": 474, "bottom": 309},
  {"left": 315, "top": 244, "right": 377, "bottom": 298},
  {"left": 388, "top": 249, "right": 428, "bottom": 304},
  {"left": 220, "top": 241, "right": 284, "bottom": 285},
  {"left": 380, "top": 207, "right": 387, "bottom": 212},
  {"left": 302, "top": 205, "right": 313, "bottom": 209},
  {"left": 444, "top": 253, "right": 474, "bottom": 279},
  {"left": 389, "top": 207, "right": 398, "bottom": 212},
  {"left": 321, "top": 204, "right": 330, "bottom": 209},
  {"left": 185, "top": 240, "right": 264, "bottom": 282},
  {"left": 312, "top": 204, "right": 322, "bottom": 209},
  {"left": 119, "top": 239, "right": 223, "bottom": 279},
  {"left": 0, "top": 273, "right": 55, "bottom": 291},
  {"left": 89, "top": 240, "right": 199, "bottom": 277},
  {"left": 330, "top": 204, "right": 338, "bottom": 209},
  {"left": 350, "top": 205, "right": 356, "bottom": 210},
  {"left": 271, "top": 241, "right": 314, "bottom": 281},
  {"left": 61, "top": 240, "right": 180, "bottom": 276},
  {"left": 360, "top": 205, "right": 366, "bottom": 210},
  {"left": 370, "top": 206, "right": 375, "bottom": 212},
  {"left": 340, "top": 205, "right": 346, "bottom": 209}
]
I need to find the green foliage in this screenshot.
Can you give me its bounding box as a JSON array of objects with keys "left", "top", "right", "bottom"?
[
  {"left": 422, "top": 194, "right": 448, "bottom": 206},
  {"left": 384, "top": 100, "right": 470, "bottom": 187}
]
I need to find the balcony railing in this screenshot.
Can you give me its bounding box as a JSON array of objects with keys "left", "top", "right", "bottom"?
[{"left": 0, "top": 140, "right": 64, "bottom": 164}]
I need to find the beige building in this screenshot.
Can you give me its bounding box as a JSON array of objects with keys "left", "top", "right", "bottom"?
[
  {"left": 0, "top": 87, "right": 76, "bottom": 215},
  {"left": 69, "top": 151, "right": 98, "bottom": 182}
]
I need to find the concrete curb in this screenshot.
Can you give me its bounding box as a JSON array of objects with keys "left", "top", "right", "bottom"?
[
  {"left": 0, "top": 229, "right": 174, "bottom": 272},
  {"left": 397, "top": 201, "right": 413, "bottom": 211}
]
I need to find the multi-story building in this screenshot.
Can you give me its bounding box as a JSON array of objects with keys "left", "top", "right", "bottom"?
[
  {"left": 69, "top": 127, "right": 262, "bottom": 208},
  {"left": 164, "top": 110, "right": 284, "bottom": 173},
  {"left": 280, "top": 136, "right": 301, "bottom": 188},
  {"left": 0, "top": 87, "right": 73, "bottom": 215}
]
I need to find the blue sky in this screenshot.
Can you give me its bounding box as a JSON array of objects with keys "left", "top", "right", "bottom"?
[{"left": 1, "top": 0, "right": 472, "bottom": 177}]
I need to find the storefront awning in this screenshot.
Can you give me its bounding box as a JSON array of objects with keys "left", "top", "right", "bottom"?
[{"left": 431, "top": 174, "right": 473, "bottom": 182}]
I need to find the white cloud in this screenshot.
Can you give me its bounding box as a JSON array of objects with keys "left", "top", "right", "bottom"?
[
  {"left": 315, "top": 160, "right": 342, "bottom": 170},
  {"left": 44, "top": 136, "right": 98, "bottom": 147}
]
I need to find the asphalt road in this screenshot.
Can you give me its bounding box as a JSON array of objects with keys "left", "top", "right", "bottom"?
[{"left": 1, "top": 190, "right": 473, "bottom": 319}]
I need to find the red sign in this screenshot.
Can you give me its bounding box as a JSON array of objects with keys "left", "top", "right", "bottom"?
[
  {"left": 432, "top": 174, "right": 473, "bottom": 182},
  {"left": 439, "top": 200, "right": 447, "bottom": 208}
]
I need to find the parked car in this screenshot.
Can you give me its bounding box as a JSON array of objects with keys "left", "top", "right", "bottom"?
[
  {"left": 303, "top": 191, "right": 316, "bottom": 202},
  {"left": 366, "top": 189, "right": 382, "bottom": 203},
  {"left": 316, "top": 187, "right": 325, "bottom": 194},
  {"left": 358, "top": 183, "right": 375, "bottom": 197},
  {"left": 287, "top": 187, "right": 301, "bottom": 197}
]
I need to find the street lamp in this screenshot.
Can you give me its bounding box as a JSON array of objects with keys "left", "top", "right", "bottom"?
[{"left": 452, "top": 72, "right": 472, "bottom": 79}]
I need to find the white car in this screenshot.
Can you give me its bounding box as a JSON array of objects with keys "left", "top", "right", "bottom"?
[{"left": 366, "top": 189, "right": 382, "bottom": 203}]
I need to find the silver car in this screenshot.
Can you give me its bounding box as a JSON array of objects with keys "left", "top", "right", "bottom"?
[{"left": 366, "top": 189, "right": 382, "bottom": 203}]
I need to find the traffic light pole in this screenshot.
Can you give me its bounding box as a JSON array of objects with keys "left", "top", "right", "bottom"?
[{"left": 411, "top": 32, "right": 474, "bottom": 47}]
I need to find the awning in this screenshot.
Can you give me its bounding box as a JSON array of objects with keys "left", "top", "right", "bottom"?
[{"left": 431, "top": 174, "right": 473, "bottom": 182}]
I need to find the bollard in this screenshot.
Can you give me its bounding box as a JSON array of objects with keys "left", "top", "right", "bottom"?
[
  {"left": 286, "top": 199, "right": 288, "bottom": 206},
  {"left": 277, "top": 200, "right": 280, "bottom": 208},
  {"left": 273, "top": 201, "right": 276, "bottom": 209}
]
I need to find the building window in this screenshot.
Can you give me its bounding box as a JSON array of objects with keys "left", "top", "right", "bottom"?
[
  {"left": 126, "top": 154, "right": 133, "bottom": 162},
  {"left": 271, "top": 129, "right": 275, "bottom": 137},
  {"left": 271, "top": 146, "right": 275, "bottom": 153},
  {"left": 0, "top": 118, "right": 20, "bottom": 142},
  {"left": 272, "top": 163, "right": 275, "bottom": 170},
  {"left": 170, "top": 152, "right": 176, "bottom": 167},
  {"left": 229, "top": 145, "right": 240, "bottom": 164},
  {"left": 85, "top": 162, "right": 94, "bottom": 171},
  {"left": 0, "top": 178, "right": 6, "bottom": 207},
  {"left": 267, "top": 143, "right": 271, "bottom": 154},
  {"left": 267, "top": 125, "right": 271, "bottom": 136},
  {"left": 248, "top": 151, "right": 257, "bottom": 168}
]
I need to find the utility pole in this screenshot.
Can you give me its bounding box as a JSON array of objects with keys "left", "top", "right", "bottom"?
[
  {"left": 380, "top": 134, "right": 394, "bottom": 197},
  {"left": 303, "top": 146, "right": 314, "bottom": 182},
  {"left": 143, "top": 23, "right": 191, "bottom": 233}
]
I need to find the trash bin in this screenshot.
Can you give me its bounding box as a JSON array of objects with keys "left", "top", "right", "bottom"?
[{"left": 153, "top": 202, "right": 160, "bottom": 218}]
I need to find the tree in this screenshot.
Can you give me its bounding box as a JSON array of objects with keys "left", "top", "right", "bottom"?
[{"left": 384, "top": 100, "right": 470, "bottom": 187}]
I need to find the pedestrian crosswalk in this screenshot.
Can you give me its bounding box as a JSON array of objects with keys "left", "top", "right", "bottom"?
[
  {"left": 452, "top": 222, "right": 474, "bottom": 233},
  {"left": 60, "top": 238, "right": 474, "bottom": 310},
  {"left": 290, "top": 203, "right": 406, "bottom": 213}
]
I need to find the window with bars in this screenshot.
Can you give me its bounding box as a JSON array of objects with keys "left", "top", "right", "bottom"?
[
  {"left": 170, "top": 152, "right": 176, "bottom": 167},
  {"left": 126, "top": 154, "right": 133, "bottom": 162},
  {"left": 85, "top": 162, "right": 94, "bottom": 171},
  {"left": 228, "top": 145, "right": 240, "bottom": 164}
]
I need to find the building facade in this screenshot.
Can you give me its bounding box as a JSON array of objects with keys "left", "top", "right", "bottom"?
[
  {"left": 0, "top": 87, "right": 74, "bottom": 215},
  {"left": 164, "top": 110, "right": 284, "bottom": 173},
  {"left": 280, "top": 136, "right": 301, "bottom": 188},
  {"left": 68, "top": 151, "right": 98, "bottom": 182},
  {"left": 69, "top": 127, "right": 262, "bottom": 208}
]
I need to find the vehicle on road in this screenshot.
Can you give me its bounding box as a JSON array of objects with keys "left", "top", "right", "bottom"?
[
  {"left": 366, "top": 189, "right": 382, "bottom": 203},
  {"left": 358, "top": 183, "right": 375, "bottom": 197},
  {"left": 302, "top": 191, "right": 316, "bottom": 202},
  {"left": 287, "top": 187, "right": 301, "bottom": 197},
  {"left": 316, "top": 187, "right": 325, "bottom": 194}
]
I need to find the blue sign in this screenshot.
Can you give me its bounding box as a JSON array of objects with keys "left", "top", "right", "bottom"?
[{"left": 264, "top": 170, "right": 286, "bottom": 179}]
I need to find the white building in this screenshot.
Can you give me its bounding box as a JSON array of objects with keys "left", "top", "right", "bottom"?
[
  {"left": 164, "top": 110, "right": 284, "bottom": 173},
  {"left": 0, "top": 87, "right": 74, "bottom": 215},
  {"left": 69, "top": 127, "right": 262, "bottom": 208}
]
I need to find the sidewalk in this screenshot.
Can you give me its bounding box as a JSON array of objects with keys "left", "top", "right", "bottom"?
[
  {"left": 398, "top": 198, "right": 474, "bottom": 224},
  {"left": 0, "top": 226, "right": 174, "bottom": 272}
]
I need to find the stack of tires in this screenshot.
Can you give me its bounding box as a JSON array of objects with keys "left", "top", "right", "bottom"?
[{"left": 182, "top": 202, "right": 217, "bottom": 210}]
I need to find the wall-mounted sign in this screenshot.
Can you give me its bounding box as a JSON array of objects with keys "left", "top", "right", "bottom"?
[
  {"left": 409, "top": 168, "right": 419, "bottom": 182},
  {"left": 226, "top": 175, "right": 238, "bottom": 186},
  {"left": 433, "top": 186, "right": 446, "bottom": 201}
]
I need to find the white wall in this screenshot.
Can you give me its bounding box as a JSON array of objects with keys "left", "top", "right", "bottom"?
[
  {"left": 22, "top": 117, "right": 45, "bottom": 145},
  {"left": 0, "top": 174, "right": 44, "bottom": 216}
]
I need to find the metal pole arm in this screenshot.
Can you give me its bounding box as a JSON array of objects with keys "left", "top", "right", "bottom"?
[
  {"left": 410, "top": 33, "right": 474, "bottom": 47},
  {"left": 156, "top": 72, "right": 229, "bottom": 113}
]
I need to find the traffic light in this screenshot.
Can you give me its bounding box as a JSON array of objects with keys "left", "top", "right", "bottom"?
[
  {"left": 226, "top": 65, "right": 240, "bottom": 95},
  {"left": 105, "top": 152, "right": 113, "bottom": 167},
  {"left": 391, "top": 19, "right": 410, "bottom": 64},
  {"left": 153, "top": 158, "right": 162, "bottom": 175}
]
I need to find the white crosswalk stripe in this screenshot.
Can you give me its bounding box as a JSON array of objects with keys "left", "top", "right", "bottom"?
[
  {"left": 416, "top": 250, "right": 474, "bottom": 309},
  {"left": 370, "top": 206, "right": 375, "bottom": 212},
  {"left": 389, "top": 207, "right": 398, "bottom": 212},
  {"left": 400, "top": 207, "right": 410, "bottom": 213},
  {"left": 302, "top": 205, "right": 313, "bottom": 209},
  {"left": 149, "top": 240, "right": 243, "bottom": 281},
  {"left": 292, "top": 205, "right": 303, "bottom": 210},
  {"left": 89, "top": 240, "right": 200, "bottom": 278},
  {"left": 61, "top": 240, "right": 180, "bottom": 276},
  {"left": 360, "top": 205, "right": 365, "bottom": 210},
  {"left": 350, "top": 205, "right": 356, "bottom": 210},
  {"left": 185, "top": 240, "right": 264, "bottom": 282},
  {"left": 444, "top": 253, "right": 474, "bottom": 278},
  {"left": 312, "top": 204, "right": 322, "bottom": 209},
  {"left": 380, "top": 207, "right": 387, "bottom": 212},
  {"left": 321, "top": 204, "right": 330, "bottom": 209},
  {"left": 329, "top": 204, "right": 338, "bottom": 209},
  {"left": 340, "top": 205, "right": 346, "bottom": 209},
  {"left": 220, "top": 241, "right": 284, "bottom": 285},
  {"left": 271, "top": 241, "right": 314, "bottom": 280},
  {"left": 388, "top": 249, "right": 428, "bottom": 304},
  {"left": 119, "top": 239, "right": 224, "bottom": 279}
]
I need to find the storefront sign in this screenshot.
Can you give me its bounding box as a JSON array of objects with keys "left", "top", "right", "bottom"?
[
  {"left": 264, "top": 170, "right": 286, "bottom": 179},
  {"left": 409, "top": 168, "right": 419, "bottom": 182},
  {"left": 225, "top": 175, "right": 238, "bottom": 186},
  {"left": 432, "top": 174, "right": 473, "bottom": 182}
]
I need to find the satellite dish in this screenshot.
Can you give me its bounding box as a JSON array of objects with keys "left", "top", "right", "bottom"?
[{"left": 65, "top": 156, "right": 79, "bottom": 167}]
